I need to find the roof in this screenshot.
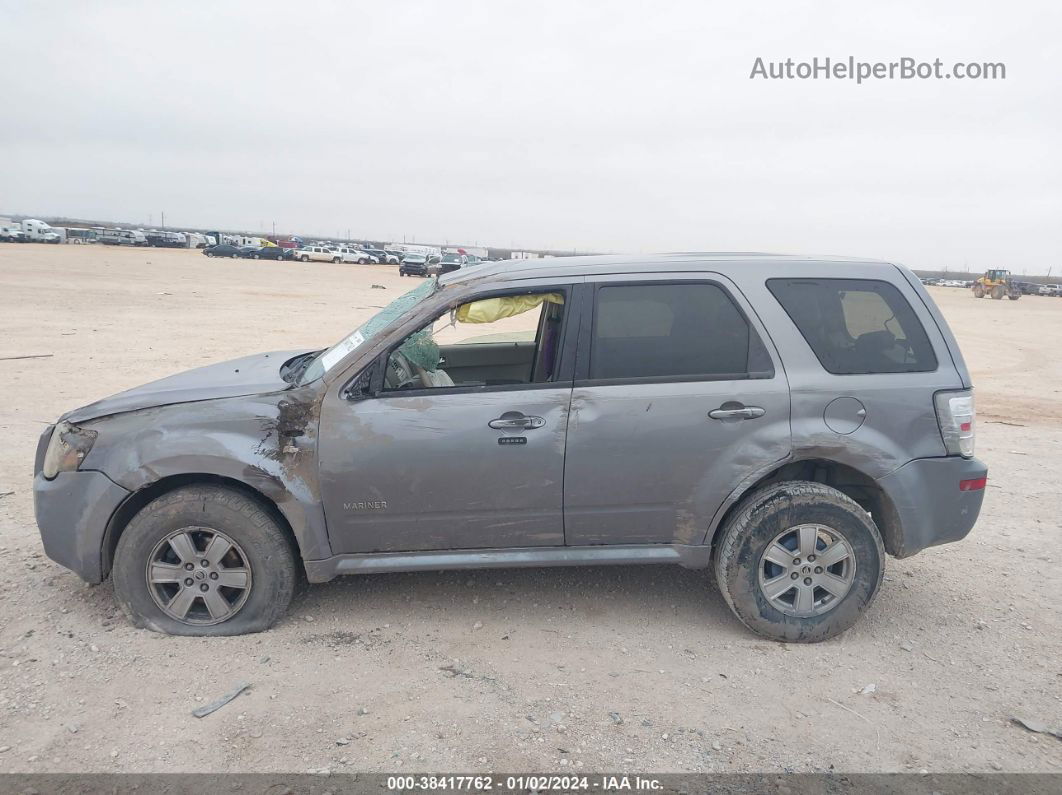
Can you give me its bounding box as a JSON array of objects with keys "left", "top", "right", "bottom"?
[{"left": 440, "top": 252, "right": 897, "bottom": 287}]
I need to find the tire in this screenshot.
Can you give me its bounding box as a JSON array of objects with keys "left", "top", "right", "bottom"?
[
  {"left": 205, "top": 252, "right": 213, "bottom": 257},
  {"left": 714, "top": 481, "right": 885, "bottom": 643},
  {"left": 252, "top": 254, "right": 260, "bottom": 260},
  {"left": 399, "top": 271, "right": 406, "bottom": 276},
  {"left": 973, "top": 285, "right": 984, "bottom": 298},
  {"left": 112, "top": 485, "right": 297, "bottom": 636},
  {"left": 231, "top": 254, "right": 238, "bottom": 259},
  {"left": 991, "top": 285, "right": 1004, "bottom": 299},
  {"left": 358, "top": 258, "right": 368, "bottom": 265},
  {"left": 1008, "top": 293, "right": 1020, "bottom": 301},
  {"left": 300, "top": 255, "right": 309, "bottom": 262}
]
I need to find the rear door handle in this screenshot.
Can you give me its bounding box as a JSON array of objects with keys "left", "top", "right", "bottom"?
[
  {"left": 709, "top": 405, "right": 766, "bottom": 421},
  {"left": 488, "top": 412, "right": 546, "bottom": 430}
]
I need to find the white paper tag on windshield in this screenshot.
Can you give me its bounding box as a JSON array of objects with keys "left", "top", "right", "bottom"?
[{"left": 319, "top": 330, "right": 365, "bottom": 373}]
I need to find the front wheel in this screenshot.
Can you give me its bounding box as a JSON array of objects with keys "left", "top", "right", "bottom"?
[
  {"left": 112, "top": 485, "right": 296, "bottom": 636},
  {"left": 973, "top": 285, "right": 984, "bottom": 298},
  {"left": 300, "top": 255, "right": 309, "bottom": 262},
  {"left": 714, "top": 481, "right": 885, "bottom": 643}
]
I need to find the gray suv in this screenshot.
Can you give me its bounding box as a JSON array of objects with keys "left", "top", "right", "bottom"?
[{"left": 33, "top": 254, "right": 987, "bottom": 641}]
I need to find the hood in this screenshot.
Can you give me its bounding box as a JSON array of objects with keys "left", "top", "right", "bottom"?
[{"left": 62, "top": 350, "right": 307, "bottom": 423}]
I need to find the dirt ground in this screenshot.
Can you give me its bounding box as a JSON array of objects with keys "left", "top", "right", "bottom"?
[{"left": 0, "top": 244, "right": 1059, "bottom": 775}]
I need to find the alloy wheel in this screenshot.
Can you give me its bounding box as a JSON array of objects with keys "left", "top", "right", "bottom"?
[
  {"left": 757, "top": 523, "right": 856, "bottom": 618},
  {"left": 145, "top": 526, "right": 252, "bottom": 625}
]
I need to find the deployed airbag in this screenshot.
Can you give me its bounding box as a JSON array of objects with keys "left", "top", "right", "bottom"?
[{"left": 455, "top": 293, "right": 563, "bottom": 324}]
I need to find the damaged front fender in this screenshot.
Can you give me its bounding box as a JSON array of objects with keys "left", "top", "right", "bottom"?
[{"left": 80, "top": 386, "right": 330, "bottom": 562}]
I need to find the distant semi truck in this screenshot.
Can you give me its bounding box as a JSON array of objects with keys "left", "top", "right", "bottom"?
[{"left": 20, "top": 219, "right": 63, "bottom": 243}]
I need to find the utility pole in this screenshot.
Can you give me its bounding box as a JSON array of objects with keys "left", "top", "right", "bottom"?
[
  {"left": 272, "top": 220, "right": 276, "bottom": 238},
  {"left": 161, "top": 211, "right": 165, "bottom": 230}
]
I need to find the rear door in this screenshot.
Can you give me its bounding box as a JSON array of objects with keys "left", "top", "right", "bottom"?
[{"left": 563, "top": 273, "right": 791, "bottom": 546}]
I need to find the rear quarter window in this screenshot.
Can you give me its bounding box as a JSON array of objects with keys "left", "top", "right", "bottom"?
[{"left": 767, "top": 278, "right": 937, "bottom": 374}]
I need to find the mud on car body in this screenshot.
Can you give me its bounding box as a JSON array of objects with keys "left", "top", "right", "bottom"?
[{"left": 34, "top": 253, "right": 987, "bottom": 640}]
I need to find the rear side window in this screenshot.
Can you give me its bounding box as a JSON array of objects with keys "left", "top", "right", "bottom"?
[
  {"left": 589, "top": 283, "right": 773, "bottom": 380},
  {"left": 767, "top": 278, "right": 937, "bottom": 374}
]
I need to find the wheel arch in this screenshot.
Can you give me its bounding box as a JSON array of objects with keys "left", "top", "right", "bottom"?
[
  {"left": 706, "top": 457, "right": 903, "bottom": 558},
  {"left": 101, "top": 473, "right": 304, "bottom": 580}
]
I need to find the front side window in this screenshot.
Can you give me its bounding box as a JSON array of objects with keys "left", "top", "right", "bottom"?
[
  {"left": 589, "top": 283, "right": 768, "bottom": 380},
  {"left": 383, "top": 291, "right": 567, "bottom": 391},
  {"left": 767, "top": 278, "right": 937, "bottom": 374}
]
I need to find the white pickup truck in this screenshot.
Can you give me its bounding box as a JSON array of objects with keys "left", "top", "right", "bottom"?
[
  {"left": 295, "top": 246, "right": 342, "bottom": 263},
  {"left": 334, "top": 247, "right": 378, "bottom": 264},
  {"left": 1037, "top": 284, "right": 1062, "bottom": 297}
]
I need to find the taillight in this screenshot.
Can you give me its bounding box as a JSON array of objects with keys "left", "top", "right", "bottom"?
[{"left": 934, "top": 390, "right": 975, "bottom": 458}]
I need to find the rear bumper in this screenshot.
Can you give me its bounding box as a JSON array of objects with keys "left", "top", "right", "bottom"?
[
  {"left": 876, "top": 456, "right": 987, "bottom": 557},
  {"left": 33, "top": 470, "right": 130, "bottom": 583}
]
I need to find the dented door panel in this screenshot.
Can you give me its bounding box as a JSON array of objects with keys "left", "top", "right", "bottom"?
[
  {"left": 318, "top": 388, "right": 571, "bottom": 553},
  {"left": 564, "top": 379, "right": 791, "bottom": 545}
]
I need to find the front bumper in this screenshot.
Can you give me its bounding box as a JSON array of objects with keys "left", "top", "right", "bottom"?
[
  {"left": 876, "top": 456, "right": 988, "bottom": 557},
  {"left": 33, "top": 470, "right": 131, "bottom": 583}
]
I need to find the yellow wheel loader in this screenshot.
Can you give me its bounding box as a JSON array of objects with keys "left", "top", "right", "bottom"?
[{"left": 972, "top": 269, "right": 1021, "bottom": 300}]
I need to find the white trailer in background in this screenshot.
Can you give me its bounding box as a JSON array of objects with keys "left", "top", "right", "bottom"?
[
  {"left": 388, "top": 243, "right": 441, "bottom": 257},
  {"left": 95, "top": 227, "right": 148, "bottom": 246},
  {"left": 64, "top": 228, "right": 99, "bottom": 244},
  {"left": 20, "top": 219, "right": 63, "bottom": 243},
  {"left": 442, "top": 245, "right": 489, "bottom": 259}
]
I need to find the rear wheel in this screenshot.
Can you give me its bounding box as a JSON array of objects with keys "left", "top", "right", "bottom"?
[
  {"left": 991, "top": 285, "right": 1004, "bottom": 299},
  {"left": 300, "top": 255, "right": 309, "bottom": 262},
  {"left": 973, "top": 285, "right": 984, "bottom": 298},
  {"left": 112, "top": 485, "right": 296, "bottom": 636},
  {"left": 715, "top": 481, "right": 885, "bottom": 643}
]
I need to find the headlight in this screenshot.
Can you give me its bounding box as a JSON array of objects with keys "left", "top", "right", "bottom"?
[{"left": 41, "top": 421, "right": 98, "bottom": 480}]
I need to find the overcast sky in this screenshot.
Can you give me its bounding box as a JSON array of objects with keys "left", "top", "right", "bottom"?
[{"left": 2, "top": 1, "right": 1059, "bottom": 270}]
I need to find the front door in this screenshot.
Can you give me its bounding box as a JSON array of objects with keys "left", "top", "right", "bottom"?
[
  {"left": 319, "top": 281, "right": 580, "bottom": 554},
  {"left": 563, "top": 275, "right": 792, "bottom": 546}
]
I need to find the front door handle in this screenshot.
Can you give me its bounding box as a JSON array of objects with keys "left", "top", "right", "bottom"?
[
  {"left": 488, "top": 412, "right": 546, "bottom": 430},
  {"left": 709, "top": 405, "right": 766, "bottom": 421}
]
